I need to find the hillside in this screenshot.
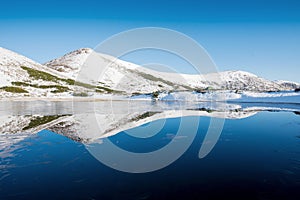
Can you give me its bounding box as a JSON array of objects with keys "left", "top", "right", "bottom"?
[
  {"left": 0, "top": 47, "right": 96, "bottom": 98},
  {"left": 0, "top": 47, "right": 298, "bottom": 99},
  {"left": 46, "top": 48, "right": 292, "bottom": 93}
]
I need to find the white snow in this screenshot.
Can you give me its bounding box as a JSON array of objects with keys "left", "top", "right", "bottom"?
[
  {"left": 275, "top": 80, "right": 300, "bottom": 89},
  {"left": 242, "top": 91, "right": 300, "bottom": 98},
  {"left": 157, "top": 91, "right": 241, "bottom": 102},
  {"left": 233, "top": 91, "right": 300, "bottom": 104}
]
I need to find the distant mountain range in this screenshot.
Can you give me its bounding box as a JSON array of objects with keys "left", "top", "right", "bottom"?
[{"left": 0, "top": 47, "right": 299, "bottom": 99}]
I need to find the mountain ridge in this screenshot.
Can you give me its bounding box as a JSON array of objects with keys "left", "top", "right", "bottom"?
[
  {"left": 45, "top": 47, "right": 296, "bottom": 93},
  {"left": 0, "top": 47, "right": 298, "bottom": 99}
]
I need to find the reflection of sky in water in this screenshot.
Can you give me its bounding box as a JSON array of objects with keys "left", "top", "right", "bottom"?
[
  {"left": 0, "top": 111, "right": 299, "bottom": 199},
  {"left": 109, "top": 117, "right": 202, "bottom": 153}
]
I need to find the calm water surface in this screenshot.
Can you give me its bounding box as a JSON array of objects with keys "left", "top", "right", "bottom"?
[{"left": 0, "top": 101, "right": 299, "bottom": 200}]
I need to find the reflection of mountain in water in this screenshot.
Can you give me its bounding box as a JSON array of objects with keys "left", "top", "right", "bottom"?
[
  {"left": 47, "top": 110, "right": 256, "bottom": 143},
  {"left": 1, "top": 101, "right": 300, "bottom": 158}
]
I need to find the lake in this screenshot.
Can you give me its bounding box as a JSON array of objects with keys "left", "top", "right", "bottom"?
[{"left": 0, "top": 101, "right": 300, "bottom": 199}]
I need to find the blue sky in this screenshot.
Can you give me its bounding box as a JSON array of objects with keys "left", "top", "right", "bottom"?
[{"left": 0, "top": 0, "right": 300, "bottom": 82}]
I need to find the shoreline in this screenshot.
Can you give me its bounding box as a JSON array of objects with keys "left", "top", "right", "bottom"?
[
  {"left": 0, "top": 97, "right": 153, "bottom": 102},
  {"left": 0, "top": 90, "right": 299, "bottom": 103},
  {"left": 0, "top": 97, "right": 118, "bottom": 102},
  {"left": 1, "top": 98, "right": 300, "bottom": 105}
]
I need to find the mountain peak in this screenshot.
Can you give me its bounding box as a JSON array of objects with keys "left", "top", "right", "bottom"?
[
  {"left": 224, "top": 70, "right": 257, "bottom": 77},
  {"left": 65, "top": 48, "right": 93, "bottom": 55},
  {"left": 275, "top": 80, "right": 300, "bottom": 89},
  {"left": 44, "top": 48, "right": 94, "bottom": 78}
]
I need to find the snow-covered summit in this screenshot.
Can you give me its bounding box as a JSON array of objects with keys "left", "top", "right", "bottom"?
[
  {"left": 275, "top": 80, "right": 300, "bottom": 89},
  {"left": 215, "top": 70, "right": 284, "bottom": 91},
  {"left": 45, "top": 48, "right": 193, "bottom": 93},
  {"left": 44, "top": 48, "right": 93, "bottom": 78}
]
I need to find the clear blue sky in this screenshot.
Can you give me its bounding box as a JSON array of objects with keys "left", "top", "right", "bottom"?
[{"left": 0, "top": 0, "right": 299, "bottom": 82}]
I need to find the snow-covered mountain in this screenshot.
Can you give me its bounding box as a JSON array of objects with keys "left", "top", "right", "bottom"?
[
  {"left": 275, "top": 80, "right": 300, "bottom": 89},
  {"left": 46, "top": 48, "right": 194, "bottom": 94},
  {"left": 45, "top": 48, "right": 294, "bottom": 93},
  {"left": 0, "top": 47, "right": 298, "bottom": 99}
]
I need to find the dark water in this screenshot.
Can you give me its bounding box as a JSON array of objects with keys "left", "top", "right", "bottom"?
[{"left": 0, "top": 110, "right": 300, "bottom": 199}]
